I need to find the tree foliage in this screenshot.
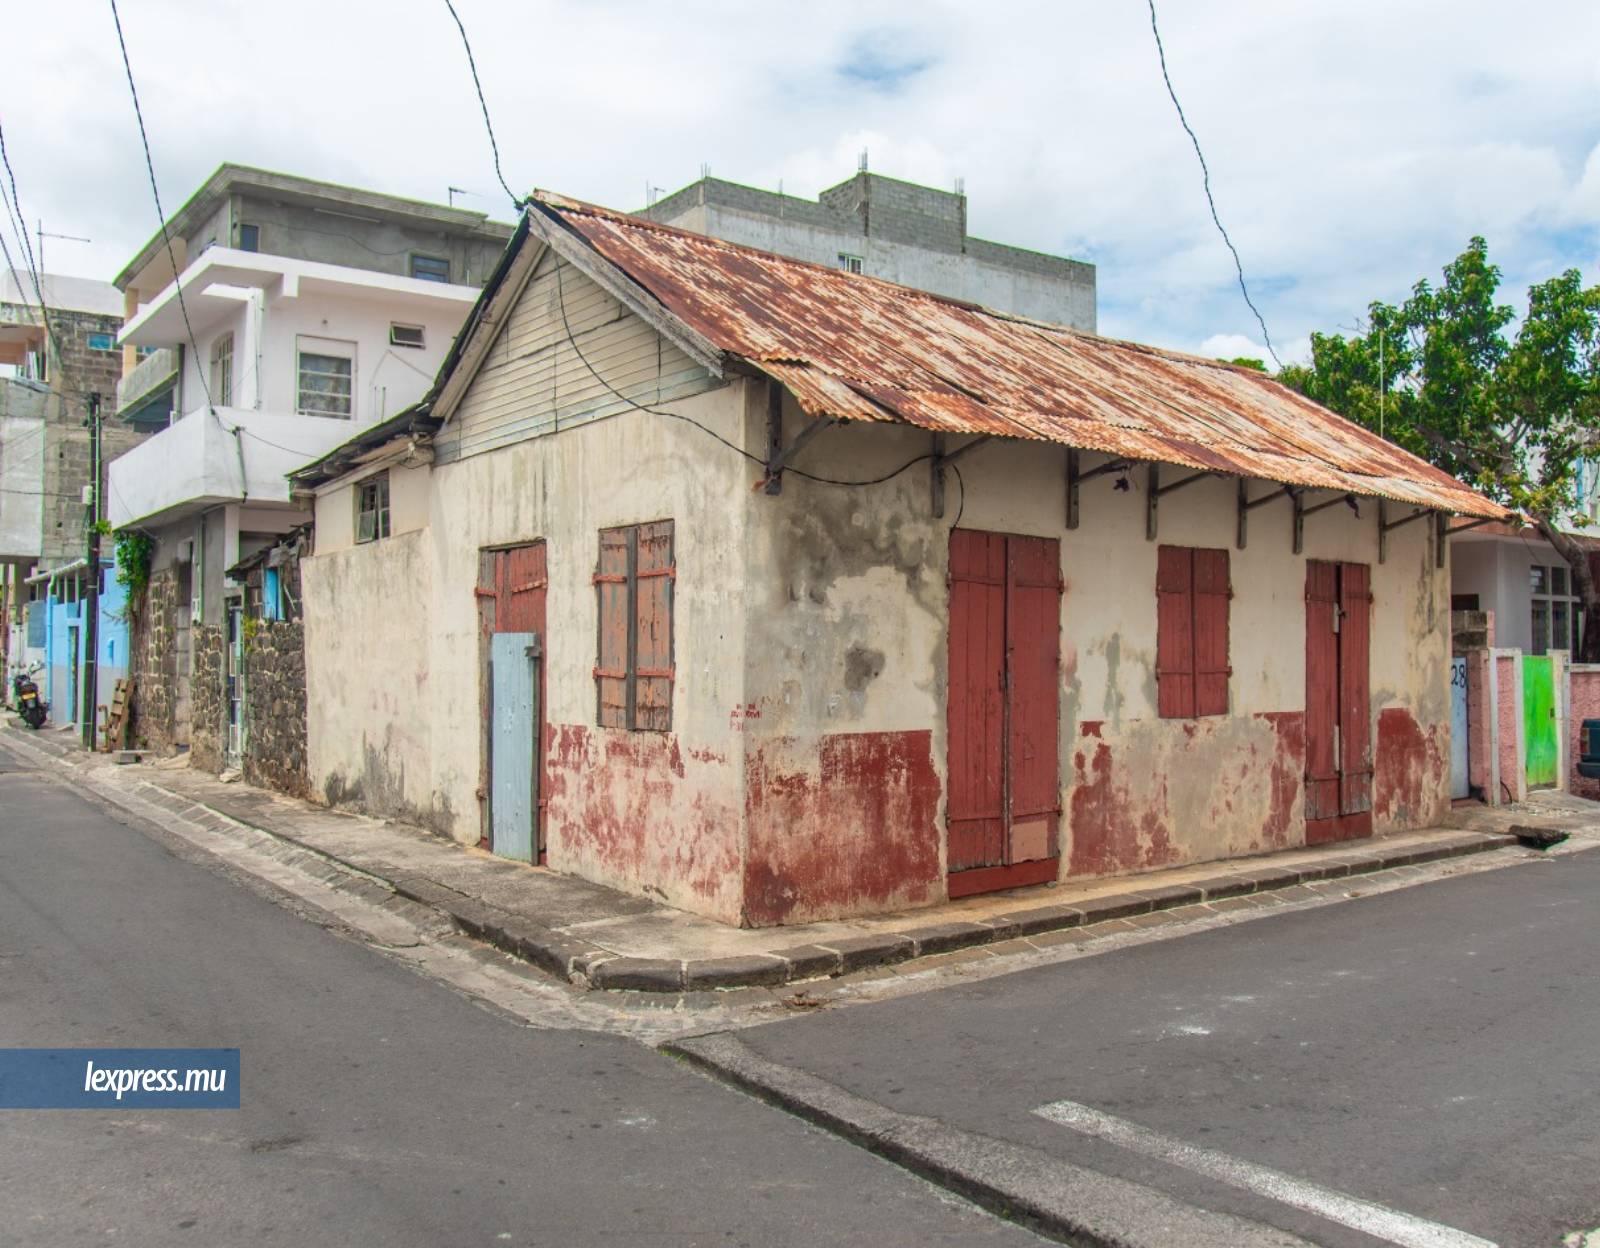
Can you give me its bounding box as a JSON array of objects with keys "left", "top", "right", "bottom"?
[{"left": 1279, "top": 238, "right": 1600, "bottom": 657}]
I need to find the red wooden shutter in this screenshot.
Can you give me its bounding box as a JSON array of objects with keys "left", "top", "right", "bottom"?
[
  {"left": 1304, "top": 561, "right": 1341, "bottom": 822},
  {"left": 595, "top": 527, "right": 631, "bottom": 728},
  {"left": 1338, "top": 562, "right": 1372, "bottom": 815},
  {"left": 1156, "top": 545, "right": 1196, "bottom": 718},
  {"left": 633, "top": 520, "right": 675, "bottom": 731},
  {"left": 1192, "top": 548, "right": 1231, "bottom": 717},
  {"left": 946, "top": 529, "right": 1008, "bottom": 871}
]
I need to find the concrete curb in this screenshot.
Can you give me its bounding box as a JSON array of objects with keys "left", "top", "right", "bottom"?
[
  {"left": 665, "top": 1032, "right": 1316, "bottom": 1248},
  {"left": 0, "top": 725, "right": 1523, "bottom": 994}
]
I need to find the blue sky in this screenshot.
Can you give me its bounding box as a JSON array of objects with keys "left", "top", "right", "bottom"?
[{"left": 4, "top": 0, "right": 1597, "bottom": 364}]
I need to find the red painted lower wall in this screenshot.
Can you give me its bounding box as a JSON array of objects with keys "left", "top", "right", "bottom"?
[
  {"left": 743, "top": 729, "right": 943, "bottom": 927},
  {"left": 1373, "top": 706, "right": 1448, "bottom": 827},
  {"left": 544, "top": 723, "right": 743, "bottom": 922}
]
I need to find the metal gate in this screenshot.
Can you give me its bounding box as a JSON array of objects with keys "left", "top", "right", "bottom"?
[
  {"left": 490, "top": 632, "right": 540, "bottom": 862},
  {"left": 479, "top": 542, "right": 549, "bottom": 860},
  {"left": 1449, "top": 656, "right": 1470, "bottom": 800},
  {"left": 1305, "top": 561, "right": 1373, "bottom": 843},
  {"left": 1523, "top": 655, "right": 1558, "bottom": 789},
  {"left": 946, "top": 529, "right": 1061, "bottom": 898}
]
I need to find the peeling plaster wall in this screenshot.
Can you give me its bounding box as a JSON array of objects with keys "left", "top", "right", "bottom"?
[
  {"left": 739, "top": 415, "right": 1453, "bottom": 915},
  {"left": 302, "top": 374, "right": 753, "bottom": 921},
  {"left": 424, "top": 382, "right": 751, "bottom": 921},
  {"left": 739, "top": 397, "right": 946, "bottom": 925},
  {"left": 302, "top": 530, "right": 449, "bottom": 833}
]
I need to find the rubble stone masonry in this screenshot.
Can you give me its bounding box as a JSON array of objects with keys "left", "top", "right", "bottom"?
[
  {"left": 129, "top": 569, "right": 178, "bottom": 753},
  {"left": 243, "top": 621, "right": 310, "bottom": 799},
  {"left": 189, "top": 625, "right": 225, "bottom": 773}
]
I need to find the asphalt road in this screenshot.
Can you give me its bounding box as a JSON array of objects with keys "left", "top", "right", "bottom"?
[
  {"left": 729, "top": 846, "right": 1600, "bottom": 1247},
  {"left": 0, "top": 753, "right": 1048, "bottom": 1247}
]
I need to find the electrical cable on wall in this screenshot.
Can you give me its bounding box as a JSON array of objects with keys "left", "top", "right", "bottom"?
[{"left": 1146, "top": 0, "right": 1281, "bottom": 369}]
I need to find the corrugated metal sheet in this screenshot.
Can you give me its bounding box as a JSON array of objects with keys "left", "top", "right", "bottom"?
[{"left": 532, "top": 191, "right": 1507, "bottom": 521}]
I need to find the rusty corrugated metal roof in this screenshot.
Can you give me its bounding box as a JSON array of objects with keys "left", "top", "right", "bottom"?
[{"left": 533, "top": 191, "right": 1507, "bottom": 521}]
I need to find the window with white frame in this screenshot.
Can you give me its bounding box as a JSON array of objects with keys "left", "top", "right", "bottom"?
[
  {"left": 837, "top": 252, "right": 864, "bottom": 274},
  {"left": 296, "top": 338, "right": 355, "bottom": 419},
  {"left": 210, "top": 332, "right": 234, "bottom": 407},
  {"left": 355, "top": 472, "right": 391, "bottom": 544},
  {"left": 1530, "top": 563, "right": 1583, "bottom": 656}
]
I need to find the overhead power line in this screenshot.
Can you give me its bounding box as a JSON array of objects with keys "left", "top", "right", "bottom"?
[
  {"left": 107, "top": 0, "right": 216, "bottom": 416},
  {"left": 442, "top": 0, "right": 521, "bottom": 212},
  {"left": 1145, "top": 0, "right": 1281, "bottom": 369}
]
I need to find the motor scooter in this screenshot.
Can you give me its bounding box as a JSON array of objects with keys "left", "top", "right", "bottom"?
[{"left": 10, "top": 667, "right": 47, "bottom": 729}]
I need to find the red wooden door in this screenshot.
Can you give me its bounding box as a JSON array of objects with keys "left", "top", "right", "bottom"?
[
  {"left": 489, "top": 543, "right": 548, "bottom": 859},
  {"left": 1305, "top": 560, "right": 1372, "bottom": 844},
  {"left": 947, "top": 529, "right": 1061, "bottom": 898}
]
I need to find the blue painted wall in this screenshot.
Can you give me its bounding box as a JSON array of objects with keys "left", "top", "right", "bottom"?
[{"left": 37, "top": 560, "right": 125, "bottom": 729}]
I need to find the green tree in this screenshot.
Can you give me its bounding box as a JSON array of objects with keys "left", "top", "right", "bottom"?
[{"left": 1280, "top": 238, "right": 1600, "bottom": 659}]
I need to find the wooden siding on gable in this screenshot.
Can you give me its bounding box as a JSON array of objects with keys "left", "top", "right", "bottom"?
[{"left": 435, "top": 251, "right": 721, "bottom": 463}]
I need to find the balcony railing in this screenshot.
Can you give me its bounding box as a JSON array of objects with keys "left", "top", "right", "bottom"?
[{"left": 115, "top": 346, "right": 179, "bottom": 418}]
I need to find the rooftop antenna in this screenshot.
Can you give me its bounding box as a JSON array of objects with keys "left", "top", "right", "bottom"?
[
  {"left": 447, "top": 186, "right": 477, "bottom": 207},
  {"left": 36, "top": 221, "right": 91, "bottom": 275},
  {"left": 645, "top": 183, "right": 668, "bottom": 208}
]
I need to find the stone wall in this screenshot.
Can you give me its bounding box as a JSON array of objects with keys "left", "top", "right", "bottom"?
[
  {"left": 129, "top": 568, "right": 178, "bottom": 753},
  {"left": 189, "top": 624, "right": 225, "bottom": 773},
  {"left": 243, "top": 620, "right": 310, "bottom": 798}
]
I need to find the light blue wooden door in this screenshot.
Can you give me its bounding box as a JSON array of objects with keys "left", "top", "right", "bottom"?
[
  {"left": 1449, "top": 656, "right": 1469, "bottom": 800},
  {"left": 491, "top": 632, "right": 540, "bottom": 862}
]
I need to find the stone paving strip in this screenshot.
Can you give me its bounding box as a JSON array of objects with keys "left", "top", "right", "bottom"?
[{"left": 1, "top": 722, "right": 1572, "bottom": 995}]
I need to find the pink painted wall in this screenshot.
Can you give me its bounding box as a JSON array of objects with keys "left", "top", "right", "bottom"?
[
  {"left": 1569, "top": 666, "right": 1600, "bottom": 800},
  {"left": 1496, "top": 654, "right": 1522, "bottom": 804},
  {"left": 1466, "top": 649, "right": 1492, "bottom": 799}
]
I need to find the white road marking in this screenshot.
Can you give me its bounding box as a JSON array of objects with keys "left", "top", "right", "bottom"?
[{"left": 1033, "top": 1100, "right": 1497, "bottom": 1248}]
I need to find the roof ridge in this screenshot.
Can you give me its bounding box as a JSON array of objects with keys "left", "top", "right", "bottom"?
[{"left": 532, "top": 190, "right": 1281, "bottom": 380}]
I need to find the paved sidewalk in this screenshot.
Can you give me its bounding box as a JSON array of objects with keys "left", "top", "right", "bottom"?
[{"left": 6, "top": 719, "right": 1590, "bottom": 992}]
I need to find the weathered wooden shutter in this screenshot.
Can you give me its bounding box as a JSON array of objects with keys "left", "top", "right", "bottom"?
[
  {"left": 633, "top": 520, "right": 675, "bottom": 731},
  {"left": 1192, "top": 548, "right": 1232, "bottom": 717},
  {"left": 1338, "top": 562, "right": 1372, "bottom": 815},
  {"left": 595, "top": 527, "right": 631, "bottom": 728},
  {"left": 1156, "top": 545, "right": 1196, "bottom": 718}
]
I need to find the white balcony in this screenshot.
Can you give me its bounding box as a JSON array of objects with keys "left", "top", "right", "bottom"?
[{"left": 107, "top": 406, "right": 358, "bottom": 529}]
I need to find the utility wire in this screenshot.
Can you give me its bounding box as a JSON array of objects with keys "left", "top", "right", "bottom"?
[
  {"left": 1146, "top": 0, "right": 1280, "bottom": 369},
  {"left": 442, "top": 0, "right": 521, "bottom": 212},
  {"left": 107, "top": 0, "right": 216, "bottom": 417},
  {"left": 0, "top": 115, "right": 67, "bottom": 374},
  {"left": 445, "top": 0, "right": 944, "bottom": 493},
  {"left": 552, "top": 257, "right": 936, "bottom": 489}
]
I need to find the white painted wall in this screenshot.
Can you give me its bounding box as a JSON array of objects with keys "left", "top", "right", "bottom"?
[{"left": 0, "top": 414, "right": 44, "bottom": 557}]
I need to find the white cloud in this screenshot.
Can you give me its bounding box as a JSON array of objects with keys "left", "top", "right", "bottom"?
[{"left": 1, "top": 0, "right": 1596, "bottom": 360}]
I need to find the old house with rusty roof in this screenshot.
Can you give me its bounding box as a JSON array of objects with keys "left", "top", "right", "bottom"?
[{"left": 288, "top": 192, "right": 1507, "bottom": 928}]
